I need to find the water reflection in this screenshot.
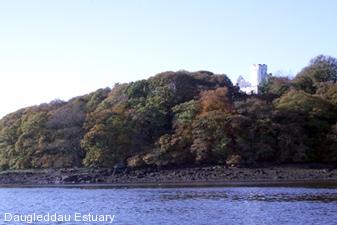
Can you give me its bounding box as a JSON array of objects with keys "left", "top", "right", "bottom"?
[
  {"left": 244, "top": 193, "right": 337, "bottom": 203},
  {"left": 156, "top": 188, "right": 337, "bottom": 203}
]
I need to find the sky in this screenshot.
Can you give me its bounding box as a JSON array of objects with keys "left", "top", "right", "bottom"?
[{"left": 1, "top": 0, "right": 337, "bottom": 118}]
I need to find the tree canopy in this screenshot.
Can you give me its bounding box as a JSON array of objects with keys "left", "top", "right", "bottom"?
[{"left": 1, "top": 56, "right": 337, "bottom": 170}]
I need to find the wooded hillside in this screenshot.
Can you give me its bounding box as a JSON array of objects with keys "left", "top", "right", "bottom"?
[{"left": 1, "top": 55, "right": 337, "bottom": 170}]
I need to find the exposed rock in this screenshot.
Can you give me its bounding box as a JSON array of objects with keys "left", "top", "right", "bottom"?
[
  {"left": 0, "top": 165, "right": 337, "bottom": 186},
  {"left": 61, "top": 175, "right": 79, "bottom": 183}
]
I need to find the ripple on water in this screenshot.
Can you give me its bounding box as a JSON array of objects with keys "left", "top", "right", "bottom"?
[{"left": 0, "top": 187, "right": 336, "bottom": 225}]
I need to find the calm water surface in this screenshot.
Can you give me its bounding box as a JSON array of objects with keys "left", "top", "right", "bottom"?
[{"left": 0, "top": 187, "right": 336, "bottom": 225}]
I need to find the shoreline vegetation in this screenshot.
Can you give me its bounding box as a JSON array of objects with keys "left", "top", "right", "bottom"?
[
  {"left": 1, "top": 164, "right": 337, "bottom": 187},
  {"left": 1, "top": 55, "right": 337, "bottom": 185}
]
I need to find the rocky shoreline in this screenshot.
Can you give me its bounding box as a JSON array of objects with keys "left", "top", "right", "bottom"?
[{"left": 1, "top": 165, "right": 337, "bottom": 187}]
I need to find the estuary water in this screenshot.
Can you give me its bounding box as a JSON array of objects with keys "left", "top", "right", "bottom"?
[{"left": 0, "top": 186, "right": 336, "bottom": 225}]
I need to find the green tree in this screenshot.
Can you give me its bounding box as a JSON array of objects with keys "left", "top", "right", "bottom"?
[{"left": 293, "top": 55, "right": 337, "bottom": 93}]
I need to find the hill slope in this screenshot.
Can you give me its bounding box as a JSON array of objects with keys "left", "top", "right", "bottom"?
[{"left": 1, "top": 55, "right": 337, "bottom": 170}]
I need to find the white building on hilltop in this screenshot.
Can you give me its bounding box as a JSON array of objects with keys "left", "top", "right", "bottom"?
[{"left": 237, "top": 64, "right": 268, "bottom": 94}]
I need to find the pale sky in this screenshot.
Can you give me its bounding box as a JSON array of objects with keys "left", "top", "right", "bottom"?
[{"left": 1, "top": 0, "right": 337, "bottom": 118}]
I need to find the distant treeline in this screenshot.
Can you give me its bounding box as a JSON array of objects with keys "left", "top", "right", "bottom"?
[{"left": 1, "top": 55, "right": 337, "bottom": 170}]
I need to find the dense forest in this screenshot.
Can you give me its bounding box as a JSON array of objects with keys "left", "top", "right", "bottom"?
[{"left": 1, "top": 55, "right": 337, "bottom": 170}]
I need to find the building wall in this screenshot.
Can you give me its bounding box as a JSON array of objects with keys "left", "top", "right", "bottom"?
[
  {"left": 249, "top": 64, "right": 268, "bottom": 86},
  {"left": 237, "top": 64, "right": 268, "bottom": 94}
]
